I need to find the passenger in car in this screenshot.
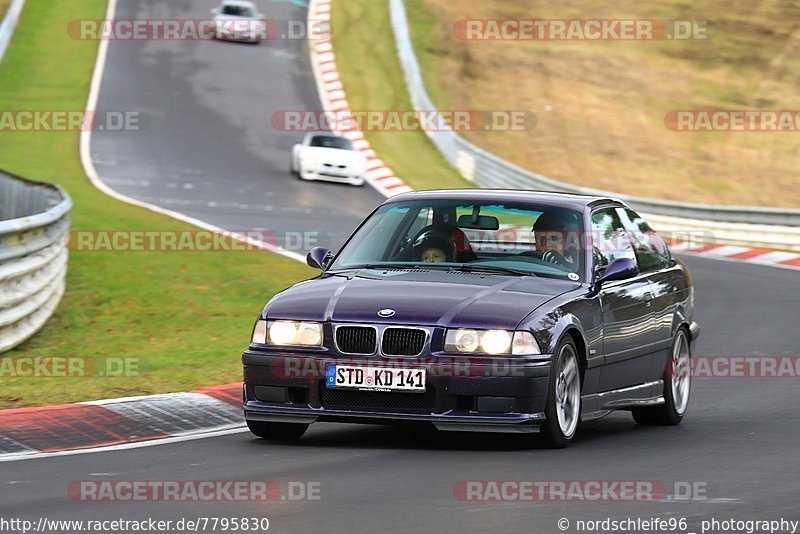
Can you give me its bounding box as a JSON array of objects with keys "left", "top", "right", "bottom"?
[{"left": 413, "top": 233, "right": 454, "bottom": 263}]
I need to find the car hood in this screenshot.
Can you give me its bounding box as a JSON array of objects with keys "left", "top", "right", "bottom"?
[
  {"left": 263, "top": 269, "right": 579, "bottom": 330},
  {"left": 299, "top": 146, "right": 363, "bottom": 166}
]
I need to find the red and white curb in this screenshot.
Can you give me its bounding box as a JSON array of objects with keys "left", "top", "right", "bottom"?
[
  {"left": 0, "top": 383, "right": 243, "bottom": 461},
  {"left": 670, "top": 242, "right": 800, "bottom": 270},
  {"left": 308, "top": 0, "right": 412, "bottom": 198}
]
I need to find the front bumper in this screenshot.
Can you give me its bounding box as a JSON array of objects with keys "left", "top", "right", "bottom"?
[
  {"left": 299, "top": 167, "right": 365, "bottom": 186},
  {"left": 243, "top": 350, "right": 552, "bottom": 433},
  {"left": 215, "top": 29, "right": 261, "bottom": 42},
  {"left": 689, "top": 321, "right": 700, "bottom": 341}
]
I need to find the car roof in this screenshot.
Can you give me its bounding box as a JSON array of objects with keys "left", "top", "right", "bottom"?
[{"left": 384, "top": 189, "right": 622, "bottom": 210}]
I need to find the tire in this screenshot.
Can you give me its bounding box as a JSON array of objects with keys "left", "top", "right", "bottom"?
[
  {"left": 539, "top": 337, "right": 582, "bottom": 448},
  {"left": 247, "top": 420, "right": 308, "bottom": 442},
  {"left": 632, "top": 327, "right": 691, "bottom": 426}
]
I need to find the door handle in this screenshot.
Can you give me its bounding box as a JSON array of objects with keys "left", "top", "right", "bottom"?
[{"left": 644, "top": 292, "right": 653, "bottom": 306}]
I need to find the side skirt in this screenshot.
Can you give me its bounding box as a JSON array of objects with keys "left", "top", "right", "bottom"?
[{"left": 580, "top": 380, "right": 665, "bottom": 422}]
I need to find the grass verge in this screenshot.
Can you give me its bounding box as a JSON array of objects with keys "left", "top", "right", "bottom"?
[
  {"left": 331, "top": 0, "right": 470, "bottom": 191},
  {"left": 0, "top": 0, "right": 312, "bottom": 408},
  {"left": 404, "top": 0, "right": 800, "bottom": 208}
]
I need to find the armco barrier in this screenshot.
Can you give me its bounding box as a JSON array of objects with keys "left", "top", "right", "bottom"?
[
  {"left": 389, "top": 0, "right": 800, "bottom": 250},
  {"left": 0, "top": 170, "right": 71, "bottom": 353}
]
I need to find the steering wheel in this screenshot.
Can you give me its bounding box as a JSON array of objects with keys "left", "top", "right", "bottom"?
[{"left": 541, "top": 250, "right": 570, "bottom": 268}]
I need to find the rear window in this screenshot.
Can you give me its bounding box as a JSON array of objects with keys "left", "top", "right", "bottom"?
[{"left": 617, "top": 208, "right": 671, "bottom": 272}]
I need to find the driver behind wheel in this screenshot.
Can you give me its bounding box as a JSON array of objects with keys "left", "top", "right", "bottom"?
[{"left": 532, "top": 211, "right": 580, "bottom": 268}]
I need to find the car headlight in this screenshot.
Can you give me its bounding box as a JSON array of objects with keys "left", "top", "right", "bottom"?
[
  {"left": 252, "top": 319, "right": 268, "bottom": 343},
  {"left": 444, "top": 329, "right": 540, "bottom": 355},
  {"left": 252, "top": 320, "right": 323, "bottom": 347}
]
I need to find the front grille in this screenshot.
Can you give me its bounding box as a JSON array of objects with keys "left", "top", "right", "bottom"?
[
  {"left": 336, "top": 326, "right": 377, "bottom": 354},
  {"left": 320, "top": 386, "right": 436, "bottom": 414},
  {"left": 382, "top": 328, "right": 426, "bottom": 356}
]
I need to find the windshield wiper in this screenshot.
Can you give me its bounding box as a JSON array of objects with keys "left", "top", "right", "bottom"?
[
  {"left": 362, "top": 263, "right": 450, "bottom": 270},
  {"left": 450, "top": 264, "right": 532, "bottom": 276}
]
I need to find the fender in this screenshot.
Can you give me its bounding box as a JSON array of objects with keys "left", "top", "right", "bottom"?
[
  {"left": 670, "top": 306, "right": 699, "bottom": 342},
  {"left": 548, "top": 313, "right": 587, "bottom": 355},
  {"left": 671, "top": 306, "right": 689, "bottom": 338}
]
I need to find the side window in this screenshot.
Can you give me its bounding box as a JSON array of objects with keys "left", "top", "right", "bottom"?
[
  {"left": 590, "top": 208, "right": 636, "bottom": 270},
  {"left": 617, "top": 208, "right": 671, "bottom": 272}
]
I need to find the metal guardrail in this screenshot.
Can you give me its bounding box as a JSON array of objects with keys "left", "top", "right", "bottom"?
[
  {"left": 389, "top": 0, "right": 800, "bottom": 245},
  {"left": 0, "top": 170, "right": 71, "bottom": 353}
]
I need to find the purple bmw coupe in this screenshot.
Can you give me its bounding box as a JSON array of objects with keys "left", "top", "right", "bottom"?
[{"left": 242, "top": 190, "right": 698, "bottom": 447}]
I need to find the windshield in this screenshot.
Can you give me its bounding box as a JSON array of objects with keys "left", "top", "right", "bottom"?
[
  {"left": 330, "top": 199, "right": 585, "bottom": 281},
  {"left": 221, "top": 5, "right": 256, "bottom": 17},
  {"left": 309, "top": 135, "right": 354, "bottom": 150}
]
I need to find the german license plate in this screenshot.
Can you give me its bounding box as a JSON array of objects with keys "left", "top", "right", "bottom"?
[{"left": 326, "top": 365, "right": 426, "bottom": 392}]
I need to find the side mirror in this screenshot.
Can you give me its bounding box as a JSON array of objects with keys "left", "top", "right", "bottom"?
[
  {"left": 307, "top": 247, "right": 332, "bottom": 270},
  {"left": 589, "top": 257, "right": 638, "bottom": 296}
]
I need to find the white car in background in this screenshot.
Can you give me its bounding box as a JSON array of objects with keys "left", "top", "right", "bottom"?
[
  {"left": 291, "top": 133, "right": 367, "bottom": 186},
  {"left": 211, "top": 0, "right": 266, "bottom": 43}
]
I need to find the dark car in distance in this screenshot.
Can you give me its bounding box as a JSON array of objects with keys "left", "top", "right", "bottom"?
[{"left": 243, "top": 190, "right": 699, "bottom": 447}]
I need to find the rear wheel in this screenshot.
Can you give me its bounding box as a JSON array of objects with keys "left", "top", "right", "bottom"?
[
  {"left": 539, "top": 337, "right": 582, "bottom": 448},
  {"left": 247, "top": 421, "right": 308, "bottom": 442},
  {"left": 632, "top": 328, "right": 691, "bottom": 425}
]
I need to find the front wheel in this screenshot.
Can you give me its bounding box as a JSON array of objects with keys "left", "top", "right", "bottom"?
[
  {"left": 632, "top": 327, "right": 691, "bottom": 426},
  {"left": 247, "top": 421, "right": 308, "bottom": 442},
  {"left": 539, "top": 337, "right": 582, "bottom": 448}
]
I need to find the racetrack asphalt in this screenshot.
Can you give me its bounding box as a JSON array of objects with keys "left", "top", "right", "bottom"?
[
  {"left": 1, "top": 0, "right": 798, "bottom": 531},
  {"left": 89, "top": 0, "right": 384, "bottom": 253}
]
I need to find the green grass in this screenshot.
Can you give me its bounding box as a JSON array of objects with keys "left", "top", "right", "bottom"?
[
  {"left": 0, "top": 0, "right": 10, "bottom": 22},
  {"left": 0, "top": 0, "right": 313, "bottom": 408},
  {"left": 331, "top": 0, "right": 470, "bottom": 191},
  {"left": 398, "top": 0, "right": 800, "bottom": 208}
]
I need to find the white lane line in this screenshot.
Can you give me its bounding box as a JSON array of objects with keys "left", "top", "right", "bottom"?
[{"left": 0, "top": 0, "right": 28, "bottom": 63}]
